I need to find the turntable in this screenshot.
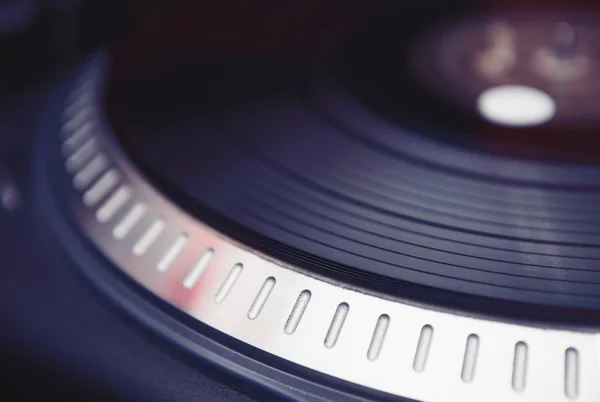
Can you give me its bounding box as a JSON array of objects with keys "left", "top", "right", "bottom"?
[{"left": 3, "top": 1, "right": 600, "bottom": 401}]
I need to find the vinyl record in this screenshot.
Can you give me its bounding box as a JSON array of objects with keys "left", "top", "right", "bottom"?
[{"left": 93, "top": 1, "right": 600, "bottom": 319}]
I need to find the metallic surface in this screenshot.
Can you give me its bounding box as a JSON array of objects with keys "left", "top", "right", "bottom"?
[{"left": 54, "top": 57, "right": 600, "bottom": 401}]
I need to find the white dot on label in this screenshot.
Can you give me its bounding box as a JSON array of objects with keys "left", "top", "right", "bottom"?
[{"left": 476, "top": 85, "right": 556, "bottom": 127}]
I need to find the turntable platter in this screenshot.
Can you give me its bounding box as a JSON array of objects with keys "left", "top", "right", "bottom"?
[{"left": 34, "top": 2, "right": 600, "bottom": 402}]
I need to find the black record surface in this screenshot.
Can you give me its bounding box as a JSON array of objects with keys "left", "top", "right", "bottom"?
[{"left": 106, "top": 2, "right": 600, "bottom": 318}]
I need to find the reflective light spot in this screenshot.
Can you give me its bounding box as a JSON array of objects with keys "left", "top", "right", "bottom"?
[
  {"left": 477, "top": 85, "right": 556, "bottom": 127},
  {"left": 1, "top": 185, "right": 20, "bottom": 211}
]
